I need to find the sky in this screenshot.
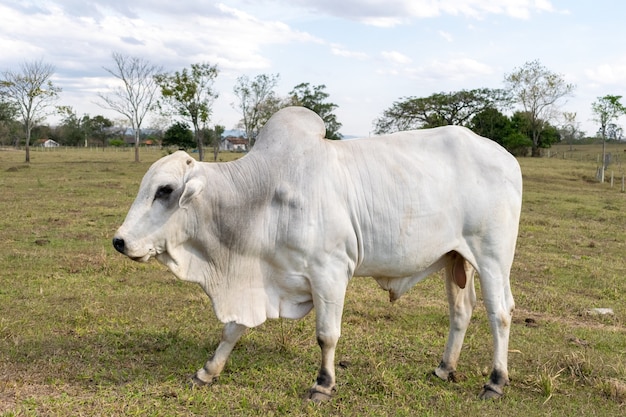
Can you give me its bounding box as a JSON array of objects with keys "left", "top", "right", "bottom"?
[{"left": 1, "top": 0, "right": 625, "bottom": 138}]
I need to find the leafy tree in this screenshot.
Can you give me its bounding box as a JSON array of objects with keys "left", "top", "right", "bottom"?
[
  {"left": 163, "top": 121, "right": 195, "bottom": 149},
  {"left": 155, "top": 63, "right": 219, "bottom": 161},
  {"left": 0, "top": 98, "right": 20, "bottom": 146},
  {"left": 591, "top": 95, "right": 626, "bottom": 181},
  {"left": 374, "top": 88, "right": 510, "bottom": 134},
  {"left": 515, "top": 111, "right": 558, "bottom": 147},
  {"left": 233, "top": 73, "right": 280, "bottom": 148},
  {"left": 0, "top": 60, "right": 61, "bottom": 162},
  {"left": 469, "top": 107, "right": 511, "bottom": 143},
  {"left": 288, "top": 83, "right": 342, "bottom": 140},
  {"left": 0, "top": 97, "right": 18, "bottom": 121},
  {"left": 207, "top": 124, "right": 225, "bottom": 161},
  {"left": 469, "top": 107, "right": 532, "bottom": 155},
  {"left": 504, "top": 60, "right": 574, "bottom": 157},
  {"left": 109, "top": 138, "right": 125, "bottom": 147},
  {"left": 591, "top": 95, "right": 625, "bottom": 140},
  {"left": 98, "top": 52, "right": 162, "bottom": 162},
  {"left": 89, "top": 115, "right": 114, "bottom": 147},
  {"left": 57, "top": 106, "right": 90, "bottom": 146}
]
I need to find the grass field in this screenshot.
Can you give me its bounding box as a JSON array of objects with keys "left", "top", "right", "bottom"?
[{"left": 0, "top": 144, "right": 625, "bottom": 416}]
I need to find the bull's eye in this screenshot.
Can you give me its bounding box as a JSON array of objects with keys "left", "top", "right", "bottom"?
[{"left": 154, "top": 185, "right": 174, "bottom": 200}]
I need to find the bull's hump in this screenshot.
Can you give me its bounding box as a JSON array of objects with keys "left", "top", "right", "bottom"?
[{"left": 252, "top": 107, "right": 327, "bottom": 156}]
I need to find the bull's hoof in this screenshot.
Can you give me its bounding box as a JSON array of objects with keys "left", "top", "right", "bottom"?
[
  {"left": 189, "top": 373, "right": 216, "bottom": 388},
  {"left": 479, "top": 384, "right": 504, "bottom": 400},
  {"left": 307, "top": 387, "right": 335, "bottom": 403},
  {"left": 431, "top": 369, "right": 463, "bottom": 383}
]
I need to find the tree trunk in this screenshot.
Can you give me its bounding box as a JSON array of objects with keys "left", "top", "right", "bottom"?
[
  {"left": 531, "top": 143, "right": 541, "bottom": 157},
  {"left": 600, "top": 138, "right": 607, "bottom": 183},
  {"left": 195, "top": 127, "right": 204, "bottom": 161},
  {"left": 531, "top": 131, "right": 541, "bottom": 157},
  {"left": 25, "top": 125, "right": 31, "bottom": 163},
  {"left": 134, "top": 129, "right": 140, "bottom": 163}
]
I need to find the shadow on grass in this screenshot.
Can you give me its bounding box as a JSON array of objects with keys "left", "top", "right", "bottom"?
[{"left": 2, "top": 325, "right": 306, "bottom": 391}]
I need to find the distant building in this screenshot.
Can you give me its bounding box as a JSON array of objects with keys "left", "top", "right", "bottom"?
[
  {"left": 222, "top": 136, "right": 249, "bottom": 152},
  {"left": 42, "top": 139, "right": 60, "bottom": 148}
]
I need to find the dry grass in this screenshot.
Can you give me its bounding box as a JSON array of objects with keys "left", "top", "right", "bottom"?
[{"left": 0, "top": 145, "right": 625, "bottom": 416}]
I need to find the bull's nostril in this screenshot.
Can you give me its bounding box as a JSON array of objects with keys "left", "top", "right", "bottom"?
[{"left": 112, "top": 237, "right": 126, "bottom": 254}]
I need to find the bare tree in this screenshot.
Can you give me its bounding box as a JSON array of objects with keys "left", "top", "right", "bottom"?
[
  {"left": 0, "top": 60, "right": 61, "bottom": 162},
  {"left": 560, "top": 112, "right": 583, "bottom": 152},
  {"left": 504, "top": 60, "right": 575, "bottom": 156},
  {"left": 98, "top": 52, "right": 162, "bottom": 162},
  {"left": 233, "top": 73, "right": 280, "bottom": 148}
]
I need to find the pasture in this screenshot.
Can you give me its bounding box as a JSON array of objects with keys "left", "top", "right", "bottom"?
[{"left": 0, "top": 144, "right": 625, "bottom": 416}]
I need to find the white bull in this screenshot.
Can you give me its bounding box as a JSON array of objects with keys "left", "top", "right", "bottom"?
[{"left": 113, "top": 106, "right": 522, "bottom": 401}]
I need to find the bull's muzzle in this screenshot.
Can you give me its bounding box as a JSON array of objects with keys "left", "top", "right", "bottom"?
[{"left": 112, "top": 237, "right": 126, "bottom": 254}]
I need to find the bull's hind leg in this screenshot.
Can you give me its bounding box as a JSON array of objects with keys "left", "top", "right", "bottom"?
[
  {"left": 192, "top": 322, "right": 247, "bottom": 386},
  {"left": 478, "top": 261, "right": 515, "bottom": 400},
  {"left": 434, "top": 253, "right": 476, "bottom": 382}
]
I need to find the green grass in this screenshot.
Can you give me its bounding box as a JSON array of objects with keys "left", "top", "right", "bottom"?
[{"left": 1, "top": 145, "right": 625, "bottom": 416}]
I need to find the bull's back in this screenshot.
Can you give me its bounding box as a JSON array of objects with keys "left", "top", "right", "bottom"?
[{"left": 330, "top": 126, "right": 522, "bottom": 277}]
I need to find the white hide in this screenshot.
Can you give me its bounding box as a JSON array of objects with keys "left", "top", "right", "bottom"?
[{"left": 114, "top": 106, "right": 522, "bottom": 330}]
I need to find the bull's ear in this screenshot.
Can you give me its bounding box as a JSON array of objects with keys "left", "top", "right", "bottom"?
[
  {"left": 179, "top": 177, "right": 203, "bottom": 208},
  {"left": 179, "top": 158, "right": 203, "bottom": 208}
]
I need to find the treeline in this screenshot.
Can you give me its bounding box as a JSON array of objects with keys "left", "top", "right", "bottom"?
[
  {"left": 1, "top": 57, "right": 625, "bottom": 163},
  {"left": 0, "top": 56, "right": 344, "bottom": 162}
]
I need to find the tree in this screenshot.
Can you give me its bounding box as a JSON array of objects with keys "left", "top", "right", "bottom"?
[
  {"left": 0, "top": 97, "right": 20, "bottom": 146},
  {"left": 0, "top": 60, "right": 61, "bottom": 162},
  {"left": 469, "top": 107, "right": 511, "bottom": 144},
  {"left": 606, "top": 123, "right": 623, "bottom": 141},
  {"left": 163, "top": 121, "right": 195, "bottom": 149},
  {"left": 511, "top": 111, "right": 560, "bottom": 150},
  {"left": 98, "top": 52, "right": 162, "bottom": 162},
  {"left": 504, "top": 60, "right": 575, "bottom": 157},
  {"left": 57, "top": 106, "right": 90, "bottom": 146},
  {"left": 469, "top": 107, "right": 531, "bottom": 155},
  {"left": 89, "top": 115, "right": 114, "bottom": 147},
  {"left": 559, "top": 112, "right": 584, "bottom": 151},
  {"left": 208, "top": 124, "right": 225, "bottom": 162},
  {"left": 374, "top": 88, "right": 510, "bottom": 134},
  {"left": 288, "top": 83, "right": 342, "bottom": 140},
  {"left": 155, "top": 63, "right": 219, "bottom": 161},
  {"left": 233, "top": 73, "right": 281, "bottom": 148},
  {"left": 591, "top": 95, "right": 626, "bottom": 182}
]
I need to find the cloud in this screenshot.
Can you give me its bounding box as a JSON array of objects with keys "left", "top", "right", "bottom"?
[
  {"left": 331, "top": 45, "right": 369, "bottom": 60},
  {"left": 379, "top": 57, "right": 494, "bottom": 83},
  {"left": 284, "top": 0, "right": 557, "bottom": 26},
  {"left": 417, "top": 58, "right": 494, "bottom": 81},
  {"left": 359, "top": 16, "right": 407, "bottom": 28},
  {"left": 120, "top": 36, "right": 145, "bottom": 46},
  {"left": 585, "top": 60, "right": 626, "bottom": 86},
  {"left": 381, "top": 51, "right": 412, "bottom": 65},
  {"left": 438, "top": 30, "right": 454, "bottom": 42},
  {"left": 0, "top": 1, "right": 321, "bottom": 75}
]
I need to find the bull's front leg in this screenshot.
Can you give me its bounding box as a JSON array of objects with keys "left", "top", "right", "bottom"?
[
  {"left": 308, "top": 286, "right": 347, "bottom": 402},
  {"left": 192, "top": 321, "right": 247, "bottom": 386}
]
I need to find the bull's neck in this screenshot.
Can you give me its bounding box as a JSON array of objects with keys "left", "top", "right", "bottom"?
[{"left": 212, "top": 154, "right": 274, "bottom": 198}]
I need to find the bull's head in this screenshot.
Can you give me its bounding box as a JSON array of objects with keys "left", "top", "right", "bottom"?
[{"left": 112, "top": 151, "right": 203, "bottom": 272}]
